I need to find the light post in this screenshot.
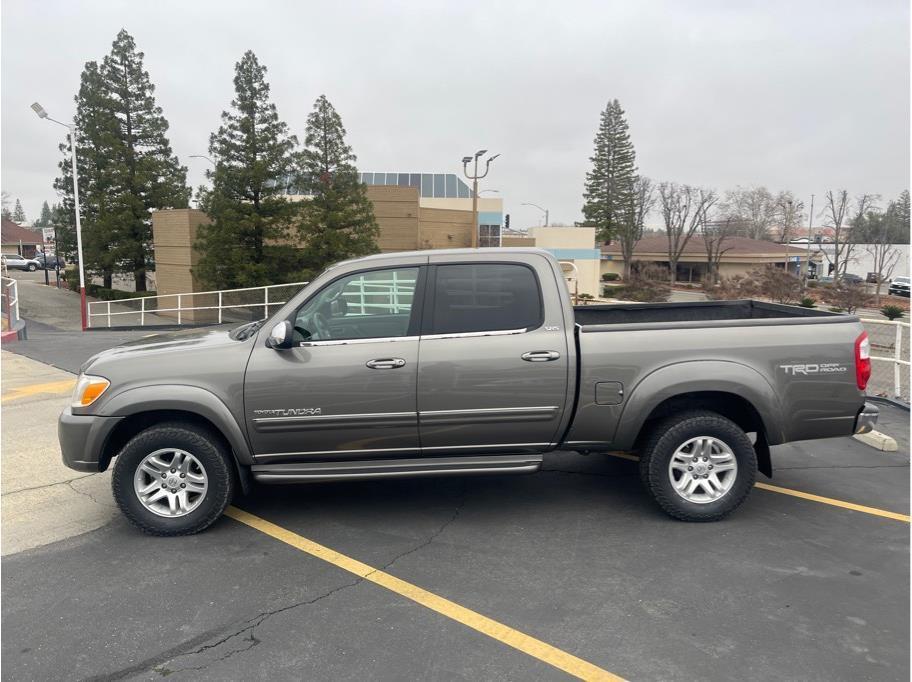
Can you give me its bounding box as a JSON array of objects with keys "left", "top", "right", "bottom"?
[
  {"left": 462, "top": 150, "right": 499, "bottom": 248},
  {"left": 189, "top": 154, "right": 215, "bottom": 166},
  {"left": 32, "top": 102, "right": 87, "bottom": 330},
  {"left": 804, "top": 194, "right": 815, "bottom": 286},
  {"left": 521, "top": 202, "right": 549, "bottom": 227}
]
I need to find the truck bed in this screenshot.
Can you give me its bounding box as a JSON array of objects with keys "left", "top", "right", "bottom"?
[{"left": 573, "top": 299, "right": 842, "bottom": 328}]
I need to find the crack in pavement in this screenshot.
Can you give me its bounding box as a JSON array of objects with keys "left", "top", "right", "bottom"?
[
  {"left": 1, "top": 473, "right": 98, "bottom": 498},
  {"left": 64, "top": 478, "right": 115, "bottom": 508},
  {"left": 99, "top": 493, "right": 467, "bottom": 678}
]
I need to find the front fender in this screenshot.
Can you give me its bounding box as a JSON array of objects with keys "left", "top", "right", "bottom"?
[
  {"left": 99, "top": 384, "right": 253, "bottom": 465},
  {"left": 613, "top": 360, "right": 784, "bottom": 449}
]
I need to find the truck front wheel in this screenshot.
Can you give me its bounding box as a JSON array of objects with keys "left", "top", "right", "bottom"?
[
  {"left": 639, "top": 410, "right": 757, "bottom": 521},
  {"left": 111, "top": 422, "right": 234, "bottom": 535}
]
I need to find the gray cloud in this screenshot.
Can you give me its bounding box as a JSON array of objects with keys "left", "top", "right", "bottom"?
[{"left": 2, "top": 0, "right": 908, "bottom": 229}]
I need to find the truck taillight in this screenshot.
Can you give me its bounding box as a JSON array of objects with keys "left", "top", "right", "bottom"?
[{"left": 854, "top": 332, "right": 871, "bottom": 391}]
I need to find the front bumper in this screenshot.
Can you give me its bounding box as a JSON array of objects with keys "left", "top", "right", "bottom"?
[
  {"left": 854, "top": 402, "right": 879, "bottom": 435},
  {"left": 58, "top": 407, "right": 123, "bottom": 472}
]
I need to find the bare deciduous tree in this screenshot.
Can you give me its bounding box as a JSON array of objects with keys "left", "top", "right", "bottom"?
[
  {"left": 659, "top": 182, "right": 717, "bottom": 285},
  {"left": 617, "top": 175, "right": 654, "bottom": 280},
  {"left": 720, "top": 186, "right": 778, "bottom": 240},
  {"left": 821, "top": 190, "right": 875, "bottom": 277},
  {"left": 862, "top": 203, "right": 903, "bottom": 305},
  {"left": 701, "top": 217, "right": 737, "bottom": 284}
]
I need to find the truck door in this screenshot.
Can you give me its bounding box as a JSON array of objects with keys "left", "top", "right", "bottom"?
[
  {"left": 244, "top": 266, "right": 424, "bottom": 462},
  {"left": 417, "top": 256, "right": 569, "bottom": 454}
]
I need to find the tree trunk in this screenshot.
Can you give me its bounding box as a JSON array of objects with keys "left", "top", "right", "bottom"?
[
  {"left": 669, "top": 258, "right": 677, "bottom": 285},
  {"left": 103, "top": 272, "right": 113, "bottom": 289},
  {"left": 622, "top": 259, "right": 631, "bottom": 280},
  {"left": 135, "top": 264, "right": 147, "bottom": 292}
]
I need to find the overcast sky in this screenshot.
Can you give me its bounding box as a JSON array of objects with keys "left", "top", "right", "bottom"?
[{"left": 2, "top": 0, "right": 909, "bottom": 229}]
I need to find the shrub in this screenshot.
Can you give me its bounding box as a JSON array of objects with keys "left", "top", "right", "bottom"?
[
  {"left": 807, "top": 280, "right": 819, "bottom": 289},
  {"left": 798, "top": 297, "right": 816, "bottom": 308},
  {"left": 704, "top": 273, "right": 760, "bottom": 300},
  {"left": 828, "top": 306, "right": 845, "bottom": 313},
  {"left": 821, "top": 282, "right": 872, "bottom": 314},
  {"left": 881, "top": 304, "right": 905, "bottom": 321},
  {"left": 750, "top": 266, "right": 802, "bottom": 304},
  {"left": 615, "top": 264, "right": 671, "bottom": 302},
  {"left": 601, "top": 273, "right": 620, "bottom": 282},
  {"left": 577, "top": 293, "right": 595, "bottom": 304}
]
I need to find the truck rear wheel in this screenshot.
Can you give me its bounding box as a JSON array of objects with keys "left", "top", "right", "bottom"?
[
  {"left": 111, "top": 422, "right": 234, "bottom": 536},
  {"left": 639, "top": 410, "right": 756, "bottom": 521}
]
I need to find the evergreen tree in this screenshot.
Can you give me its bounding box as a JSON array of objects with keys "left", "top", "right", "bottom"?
[
  {"left": 35, "top": 201, "right": 53, "bottom": 227},
  {"left": 54, "top": 60, "right": 121, "bottom": 287},
  {"left": 12, "top": 199, "right": 26, "bottom": 223},
  {"left": 296, "top": 95, "right": 379, "bottom": 273},
  {"left": 195, "top": 51, "right": 302, "bottom": 289},
  {"left": 582, "top": 99, "right": 638, "bottom": 243},
  {"left": 100, "top": 29, "right": 189, "bottom": 291}
]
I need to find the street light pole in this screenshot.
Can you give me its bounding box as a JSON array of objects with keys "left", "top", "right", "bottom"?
[
  {"left": 805, "top": 193, "right": 815, "bottom": 286},
  {"left": 462, "top": 150, "right": 499, "bottom": 248},
  {"left": 31, "top": 102, "right": 87, "bottom": 330},
  {"left": 521, "top": 202, "right": 549, "bottom": 227}
]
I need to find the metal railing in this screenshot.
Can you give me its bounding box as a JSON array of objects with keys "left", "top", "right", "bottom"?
[
  {"left": 2, "top": 277, "right": 20, "bottom": 332},
  {"left": 860, "top": 317, "right": 910, "bottom": 401},
  {"left": 87, "top": 282, "right": 310, "bottom": 328}
]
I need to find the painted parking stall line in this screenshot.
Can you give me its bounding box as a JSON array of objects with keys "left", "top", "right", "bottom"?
[
  {"left": 225, "top": 506, "right": 624, "bottom": 682},
  {"left": 1, "top": 378, "right": 75, "bottom": 403},
  {"left": 606, "top": 452, "right": 910, "bottom": 523}
]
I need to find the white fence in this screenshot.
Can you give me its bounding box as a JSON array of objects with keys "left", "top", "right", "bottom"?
[
  {"left": 860, "top": 317, "right": 910, "bottom": 401},
  {"left": 87, "top": 282, "right": 310, "bottom": 328}
]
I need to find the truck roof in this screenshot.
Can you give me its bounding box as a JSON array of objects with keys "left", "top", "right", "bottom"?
[{"left": 334, "top": 247, "right": 555, "bottom": 268}]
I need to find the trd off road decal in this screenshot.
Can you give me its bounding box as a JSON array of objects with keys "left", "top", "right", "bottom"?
[
  {"left": 253, "top": 408, "right": 322, "bottom": 418},
  {"left": 779, "top": 363, "right": 847, "bottom": 376}
]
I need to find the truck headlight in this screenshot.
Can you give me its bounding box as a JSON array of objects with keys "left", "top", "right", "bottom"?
[{"left": 71, "top": 374, "right": 110, "bottom": 408}]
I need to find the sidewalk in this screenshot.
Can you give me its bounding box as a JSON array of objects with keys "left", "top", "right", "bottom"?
[{"left": 1, "top": 351, "right": 117, "bottom": 556}]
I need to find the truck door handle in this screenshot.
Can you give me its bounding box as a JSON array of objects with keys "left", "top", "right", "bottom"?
[
  {"left": 521, "top": 351, "right": 561, "bottom": 362},
  {"left": 366, "top": 358, "right": 406, "bottom": 369}
]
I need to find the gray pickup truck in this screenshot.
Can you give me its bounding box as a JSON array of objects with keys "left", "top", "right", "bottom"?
[{"left": 59, "top": 248, "right": 878, "bottom": 535}]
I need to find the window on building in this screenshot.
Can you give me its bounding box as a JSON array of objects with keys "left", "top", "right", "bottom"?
[
  {"left": 445, "top": 174, "right": 457, "bottom": 197},
  {"left": 478, "top": 225, "right": 502, "bottom": 248},
  {"left": 433, "top": 174, "right": 446, "bottom": 197},
  {"left": 386, "top": 173, "right": 398, "bottom": 186},
  {"left": 421, "top": 174, "right": 433, "bottom": 197},
  {"left": 425, "top": 264, "right": 542, "bottom": 335}
]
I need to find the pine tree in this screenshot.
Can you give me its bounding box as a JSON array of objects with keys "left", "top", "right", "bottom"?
[
  {"left": 100, "top": 29, "right": 189, "bottom": 291},
  {"left": 54, "top": 60, "right": 121, "bottom": 287},
  {"left": 195, "top": 51, "right": 302, "bottom": 289},
  {"left": 12, "top": 199, "right": 26, "bottom": 223},
  {"left": 296, "top": 95, "right": 379, "bottom": 273},
  {"left": 35, "top": 201, "right": 53, "bottom": 227},
  {"left": 582, "top": 99, "right": 638, "bottom": 244}
]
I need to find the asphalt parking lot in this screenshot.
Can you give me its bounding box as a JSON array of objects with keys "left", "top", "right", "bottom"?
[{"left": 2, "top": 326, "right": 910, "bottom": 681}]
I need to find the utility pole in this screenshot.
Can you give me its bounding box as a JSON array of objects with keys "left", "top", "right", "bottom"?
[
  {"left": 805, "top": 194, "right": 815, "bottom": 286},
  {"left": 462, "top": 150, "right": 499, "bottom": 248}
]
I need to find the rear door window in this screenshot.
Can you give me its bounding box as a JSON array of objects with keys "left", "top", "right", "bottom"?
[{"left": 425, "top": 263, "right": 542, "bottom": 335}]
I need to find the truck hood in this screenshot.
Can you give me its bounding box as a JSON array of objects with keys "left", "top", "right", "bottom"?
[{"left": 81, "top": 327, "right": 244, "bottom": 373}]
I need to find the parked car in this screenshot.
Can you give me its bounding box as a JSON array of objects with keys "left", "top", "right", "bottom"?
[
  {"left": 33, "top": 252, "right": 66, "bottom": 269},
  {"left": 839, "top": 273, "right": 864, "bottom": 285},
  {"left": 818, "top": 275, "right": 835, "bottom": 285},
  {"left": 59, "top": 248, "right": 878, "bottom": 535},
  {"left": 866, "top": 272, "right": 886, "bottom": 284},
  {"left": 888, "top": 276, "right": 911, "bottom": 297},
  {"left": 1, "top": 253, "right": 40, "bottom": 271}
]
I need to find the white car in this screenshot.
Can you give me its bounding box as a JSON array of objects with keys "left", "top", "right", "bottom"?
[{"left": 1, "top": 253, "right": 40, "bottom": 271}]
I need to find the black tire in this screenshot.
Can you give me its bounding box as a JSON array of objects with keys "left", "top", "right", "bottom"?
[
  {"left": 112, "top": 422, "right": 234, "bottom": 536},
  {"left": 639, "top": 410, "right": 756, "bottom": 522},
  {"left": 27, "top": 263, "right": 36, "bottom": 271}
]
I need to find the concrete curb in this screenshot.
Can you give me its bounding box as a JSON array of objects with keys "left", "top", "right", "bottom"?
[{"left": 853, "top": 429, "right": 899, "bottom": 452}]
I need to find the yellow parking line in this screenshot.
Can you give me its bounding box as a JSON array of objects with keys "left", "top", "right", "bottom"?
[
  {"left": 225, "top": 506, "right": 623, "bottom": 681},
  {"left": 605, "top": 452, "right": 909, "bottom": 523},
  {"left": 754, "top": 482, "right": 911, "bottom": 523},
  {"left": 1, "top": 379, "right": 75, "bottom": 403}
]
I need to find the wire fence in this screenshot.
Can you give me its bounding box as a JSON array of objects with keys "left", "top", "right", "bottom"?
[{"left": 860, "top": 318, "right": 909, "bottom": 401}]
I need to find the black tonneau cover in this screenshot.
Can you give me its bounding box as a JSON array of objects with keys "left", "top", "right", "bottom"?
[{"left": 573, "top": 299, "right": 836, "bottom": 326}]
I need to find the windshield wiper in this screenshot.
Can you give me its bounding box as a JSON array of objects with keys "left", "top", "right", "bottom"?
[{"left": 231, "top": 319, "right": 266, "bottom": 341}]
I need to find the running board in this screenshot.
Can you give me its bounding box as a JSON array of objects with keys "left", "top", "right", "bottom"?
[{"left": 251, "top": 454, "right": 544, "bottom": 483}]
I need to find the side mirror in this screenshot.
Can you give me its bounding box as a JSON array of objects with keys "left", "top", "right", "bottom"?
[{"left": 265, "top": 321, "right": 293, "bottom": 349}]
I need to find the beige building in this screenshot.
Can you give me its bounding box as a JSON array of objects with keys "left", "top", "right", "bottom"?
[{"left": 600, "top": 236, "right": 818, "bottom": 283}]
